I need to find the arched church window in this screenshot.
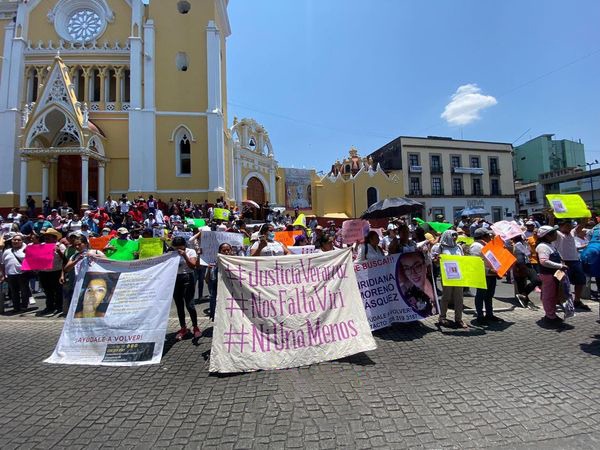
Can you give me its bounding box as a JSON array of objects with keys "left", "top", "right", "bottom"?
[
  {"left": 367, "top": 187, "right": 378, "bottom": 207},
  {"left": 176, "top": 52, "right": 189, "bottom": 72},
  {"left": 177, "top": 1, "right": 191, "bottom": 14},
  {"left": 177, "top": 133, "right": 191, "bottom": 176}
]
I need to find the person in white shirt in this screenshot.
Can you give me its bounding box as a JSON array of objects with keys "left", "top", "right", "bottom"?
[
  {"left": 555, "top": 220, "right": 590, "bottom": 310},
  {"left": 470, "top": 228, "right": 504, "bottom": 325},
  {"left": 7, "top": 208, "right": 22, "bottom": 224},
  {"left": 0, "top": 233, "right": 31, "bottom": 312},
  {"left": 250, "top": 223, "right": 290, "bottom": 257},
  {"left": 355, "top": 231, "right": 384, "bottom": 262},
  {"left": 171, "top": 236, "right": 201, "bottom": 341},
  {"left": 536, "top": 225, "right": 568, "bottom": 325}
]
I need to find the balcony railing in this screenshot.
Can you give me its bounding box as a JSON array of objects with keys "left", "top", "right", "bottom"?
[
  {"left": 452, "top": 189, "right": 464, "bottom": 196},
  {"left": 409, "top": 189, "right": 422, "bottom": 196},
  {"left": 409, "top": 165, "right": 422, "bottom": 173},
  {"left": 453, "top": 166, "right": 484, "bottom": 175},
  {"left": 430, "top": 166, "right": 443, "bottom": 174}
]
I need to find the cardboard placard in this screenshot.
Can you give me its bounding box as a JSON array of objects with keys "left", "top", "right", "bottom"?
[
  {"left": 22, "top": 244, "right": 56, "bottom": 271},
  {"left": 546, "top": 194, "right": 591, "bottom": 218},
  {"left": 439, "top": 255, "right": 486, "bottom": 289},
  {"left": 274, "top": 231, "right": 303, "bottom": 246},
  {"left": 341, "top": 220, "right": 370, "bottom": 244},
  {"left": 481, "top": 236, "right": 516, "bottom": 278}
]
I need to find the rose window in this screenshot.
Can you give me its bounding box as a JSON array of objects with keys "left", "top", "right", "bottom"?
[{"left": 67, "top": 9, "right": 103, "bottom": 42}]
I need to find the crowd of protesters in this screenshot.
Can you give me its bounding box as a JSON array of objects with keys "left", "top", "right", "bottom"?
[{"left": 1, "top": 194, "right": 599, "bottom": 338}]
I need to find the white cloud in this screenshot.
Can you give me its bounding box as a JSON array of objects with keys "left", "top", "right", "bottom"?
[{"left": 441, "top": 84, "right": 497, "bottom": 126}]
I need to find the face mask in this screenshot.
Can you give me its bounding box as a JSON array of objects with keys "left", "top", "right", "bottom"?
[
  {"left": 267, "top": 232, "right": 275, "bottom": 241},
  {"left": 102, "top": 231, "right": 109, "bottom": 236}
]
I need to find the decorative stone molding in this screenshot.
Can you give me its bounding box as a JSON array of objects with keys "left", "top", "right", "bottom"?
[{"left": 49, "top": 0, "right": 115, "bottom": 44}]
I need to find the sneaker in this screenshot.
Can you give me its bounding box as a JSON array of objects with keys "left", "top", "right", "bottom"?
[
  {"left": 516, "top": 294, "right": 528, "bottom": 308},
  {"left": 175, "top": 327, "right": 189, "bottom": 341},
  {"left": 193, "top": 326, "right": 201, "bottom": 338},
  {"left": 574, "top": 301, "right": 591, "bottom": 311},
  {"left": 36, "top": 308, "right": 55, "bottom": 316}
]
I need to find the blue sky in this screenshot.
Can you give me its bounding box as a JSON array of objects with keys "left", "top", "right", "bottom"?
[{"left": 226, "top": 0, "right": 600, "bottom": 171}]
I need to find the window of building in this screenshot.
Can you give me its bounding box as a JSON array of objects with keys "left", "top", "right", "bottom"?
[
  {"left": 91, "top": 69, "right": 100, "bottom": 102},
  {"left": 492, "top": 207, "right": 502, "bottom": 223},
  {"left": 470, "top": 156, "right": 480, "bottom": 168},
  {"left": 76, "top": 68, "right": 85, "bottom": 101},
  {"left": 176, "top": 52, "right": 189, "bottom": 71},
  {"left": 177, "top": 0, "right": 191, "bottom": 14},
  {"left": 408, "top": 153, "right": 419, "bottom": 167},
  {"left": 367, "top": 187, "right": 378, "bottom": 207},
  {"left": 472, "top": 178, "right": 482, "bottom": 196},
  {"left": 529, "top": 190, "right": 537, "bottom": 203},
  {"left": 107, "top": 68, "right": 116, "bottom": 102},
  {"left": 489, "top": 157, "right": 500, "bottom": 175},
  {"left": 176, "top": 131, "right": 192, "bottom": 176},
  {"left": 410, "top": 177, "right": 421, "bottom": 195},
  {"left": 123, "top": 69, "right": 130, "bottom": 102},
  {"left": 26, "top": 69, "right": 39, "bottom": 103},
  {"left": 490, "top": 178, "right": 501, "bottom": 195},
  {"left": 431, "top": 208, "right": 445, "bottom": 220},
  {"left": 431, "top": 154, "right": 442, "bottom": 173},
  {"left": 431, "top": 177, "right": 442, "bottom": 195},
  {"left": 451, "top": 155, "right": 461, "bottom": 168},
  {"left": 452, "top": 177, "right": 463, "bottom": 195}
]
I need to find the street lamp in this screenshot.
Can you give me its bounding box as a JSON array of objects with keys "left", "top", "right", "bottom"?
[{"left": 583, "top": 160, "right": 599, "bottom": 210}]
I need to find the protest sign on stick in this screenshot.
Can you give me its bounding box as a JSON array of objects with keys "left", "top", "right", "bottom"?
[
  {"left": 210, "top": 248, "right": 376, "bottom": 373},
  {"left": 45, "top": 253, "right": 179, "bottom": 366},
  {"left": 200, "top": 231, "right": 244, "bottom": 265},
  {"left": 138, "top": 238, "right": 164, "bottom": 259},
  {"left": 342, "top": 220, "right": 370, "bottom": 244},
  {"left": 481, "top": 236, "right": 516, "bottom": 278},
  {"left": 213, "top": 208, "right": 230, "bottom": 221},
  {"left": 274, "top": 231, "right": 302, "bottom": 246},
  {"left": 439, "top": 255, "right": 486, "bottom": 289},
  {"left": 22, "top": 244, "right": 56, "bottom": 271},
  {"left": 546, "top": 194, "right": 591, "bottom": 218}
]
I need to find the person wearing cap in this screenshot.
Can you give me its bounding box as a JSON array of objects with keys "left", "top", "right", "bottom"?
[
  {"left": 33, "top": 215, "right": 52, "bottom": 235},
  {"left": 470, "top": 228, "right": 504, "bottom": 325},
  {"left": 0, "top": 233, "right": 31, "bottom": 312},
  {"left": 34, "top": 228, "right": 66, "bottom": 315},
  {"left": 524, "top": 221, "right": 536, "bottom": 239},
  {"left": 555, "top": 220, "right": 591, "bottom": 311},
  {"left": 536, "top": 225, "right": 569, "bottom": 325},
  {"left": 103, "top": 228, "right": 139, "bottom": 261}
]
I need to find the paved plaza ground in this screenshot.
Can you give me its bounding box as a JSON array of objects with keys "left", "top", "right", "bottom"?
[{"left": 1, "top": 281, "right": 600, "bottom": 449}]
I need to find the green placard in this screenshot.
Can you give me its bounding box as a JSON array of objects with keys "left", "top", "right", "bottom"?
[{"left": 107, "top": 239, "right": 139, "bottom": 261}]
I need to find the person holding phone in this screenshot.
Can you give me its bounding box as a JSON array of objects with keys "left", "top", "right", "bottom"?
[{"left": 250, "top": 224, "right": 290, "bottom": 257}]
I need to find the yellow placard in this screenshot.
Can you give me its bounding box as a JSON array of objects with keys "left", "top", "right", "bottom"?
[
  {"left": 440, "top": 255, "right": 487, "bottom": 289},
  {"left": 138, "top": 238, "right": 164, "bottom": 259},
  {"left": 456, "top": 236, "right": 474, "bottom": 246},
  {"left": 214, "top": 208, "right": 230, "bottom": 221},
  {"left": 546, "top": 194, "right": 591, "bottom": 218}
]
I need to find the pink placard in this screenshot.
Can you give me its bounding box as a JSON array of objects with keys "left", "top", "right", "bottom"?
[
  {"left": 342, "top": 220, "right": 370, "bottom": 244},
  {"left": 490, "top": 220, "right": 523, "bottom": 241},
  {"left": 21, "top": 244, "right": 56, "bottom": 271}
]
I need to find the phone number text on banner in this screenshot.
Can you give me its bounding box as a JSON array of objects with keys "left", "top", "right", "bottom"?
[
  {"left": 354, "top": 252, "right": 439, "bottom": 330},
  {"left": 210, "top": 248, "right": 376, "bottom": 373},
  {"left": 45, "top": 253, "right": 179, "bottom": 366}
]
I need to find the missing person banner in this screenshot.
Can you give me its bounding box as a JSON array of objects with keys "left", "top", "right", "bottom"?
[
  {"left": 288, "top": 245, "right": 317, "bottom": 255},
  {"left": 285, "top": 168, "right": 313, "bottom": 210},
  {"left": 354, "top": 252, "right": 439, "bottom": 330},
  {"left": 45, "top": 253, "right": 179, "bottom": 366},
  {"left": 210, "top": 248, "right": 376, "bottom": 373}
]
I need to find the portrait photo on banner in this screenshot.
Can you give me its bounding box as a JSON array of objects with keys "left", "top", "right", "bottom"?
[
  {"left": 395, "top": 251, "right": 438, "bottom": 318},
  {"left": 74, "top": 272, "right": 121, "bottom": 319},
  {"left": 284, "top": 168, "right": 313, "bottom": 210}
]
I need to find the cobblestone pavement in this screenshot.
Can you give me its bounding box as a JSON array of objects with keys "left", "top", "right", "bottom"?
[{"left": 1, "top": 282, "right": 600, "bottom": 449}]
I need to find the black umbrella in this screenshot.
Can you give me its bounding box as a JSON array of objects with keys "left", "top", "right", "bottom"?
[{"left": 361, "top": 197, "right": 424, "bottom": 219}]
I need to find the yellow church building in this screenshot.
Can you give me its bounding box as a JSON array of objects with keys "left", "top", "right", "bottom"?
[{"left": 0, "top": 0, "right": 232, "bottom": 209}]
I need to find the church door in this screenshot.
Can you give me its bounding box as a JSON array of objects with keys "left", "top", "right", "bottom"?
[
  {"left": 247, "top": 177, "right": 266, "bottom": 220},
  {"left": 57, "top": 156, "right": 98, "bottom": 208}
]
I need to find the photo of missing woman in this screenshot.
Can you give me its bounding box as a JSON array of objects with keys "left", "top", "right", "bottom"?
[
  {"left": 396, "top": 251, "right": 438, "bottom": 318},
  {"left": 74, "top": 272, "right": 121, "bottom": 319}
]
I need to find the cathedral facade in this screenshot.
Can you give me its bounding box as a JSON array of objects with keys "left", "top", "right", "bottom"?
[{"left": 0, "top": 0, "right": 231, "bottom": 209}]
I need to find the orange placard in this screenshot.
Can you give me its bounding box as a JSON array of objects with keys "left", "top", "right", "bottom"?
[
  {"left": 89, "top": 235, "right": 111, "bottom": 251},
  {"left": 481, "top": 236, "right": 516, "bottom": 278},
  {"left": 274, "top": 231, "right": 303, "bottom": 246}
]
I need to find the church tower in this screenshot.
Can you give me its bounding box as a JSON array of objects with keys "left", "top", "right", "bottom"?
[{"left": 0, "top": 0, "right": 230, "bottom": 210}]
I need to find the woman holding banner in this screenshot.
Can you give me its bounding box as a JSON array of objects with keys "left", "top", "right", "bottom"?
[
  {"left": 250, "top": 224, "right": 290, "bottom": 257},
  {"left": 171, "top": 236, "right": 201, "bottom": 341},
  {"left": 60, "top": 234, "right": 89, "bottom": 316},
  {"left": 431, "top": 230, "right": 467, "bottom": 329},
  {"left": 206, "top": 242, "right": 233, "bottom": 320}
]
